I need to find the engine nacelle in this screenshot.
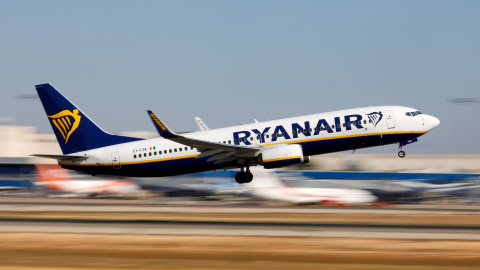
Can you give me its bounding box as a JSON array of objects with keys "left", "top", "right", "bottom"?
[{"left": 261, "top": 144, "right": 305, "bottom": 169}]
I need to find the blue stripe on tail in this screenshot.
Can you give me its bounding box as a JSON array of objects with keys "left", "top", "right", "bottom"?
[{"left": 36, "top": 83, "right": 142, "bottom": 155}]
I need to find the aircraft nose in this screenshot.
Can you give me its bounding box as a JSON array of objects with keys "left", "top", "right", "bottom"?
[{"left": 425, "top": 115, "right": 440, "bottom": 131}]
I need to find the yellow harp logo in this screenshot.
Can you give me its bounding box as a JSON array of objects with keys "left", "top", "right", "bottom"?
[{"left": 48, "top": 109, "right": 81, "bottom": 144}]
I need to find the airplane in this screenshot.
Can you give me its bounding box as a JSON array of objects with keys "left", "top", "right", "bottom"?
[
  {"left": 34, "top": 164, "right": 149, "bottom": 198},
  {"left": 243, "top": 169, "right": 377, "bottom": 205},
  {"left": 32, "top": 83, "right": 440, "bottom": 184}
]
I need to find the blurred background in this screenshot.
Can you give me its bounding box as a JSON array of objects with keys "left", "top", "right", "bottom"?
[{"left": 2, "top": 1, "right": 480, "bottom": 269}]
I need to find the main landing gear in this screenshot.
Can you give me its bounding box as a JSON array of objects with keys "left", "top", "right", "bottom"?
[{"left": 235, "top": 167, "right": 253, "bottom": 184}]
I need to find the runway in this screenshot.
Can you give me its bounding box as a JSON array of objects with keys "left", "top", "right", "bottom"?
[
  {"left": 1, "top": 197, "right": 480, "bottom": 240},
  {"left": 2, "top": 217, "right": 480, "bottom": 240},
  {"left": 2, "top": 197, "right": 480, "bottom": 269},
  {"left": 2, "top": 197, "right": 480, "bottom": 215}
]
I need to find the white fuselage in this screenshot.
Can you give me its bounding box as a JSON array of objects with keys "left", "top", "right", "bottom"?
[{"left": 59, "top": 106, "right": 440, "bottom": 177}]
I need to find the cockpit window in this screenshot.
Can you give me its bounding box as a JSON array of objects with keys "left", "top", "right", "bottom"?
[{"left": 405, "top": 111, "right": 422, "bottom": 117}]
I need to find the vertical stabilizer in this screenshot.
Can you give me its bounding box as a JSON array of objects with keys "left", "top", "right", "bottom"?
[{"left": 35, "top": 84, "right": 141, "bottom": 154}]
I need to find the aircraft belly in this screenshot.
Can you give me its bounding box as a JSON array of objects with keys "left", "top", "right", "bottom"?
[
  {"left": 61, "top": 156, "right": 218, "bottom": 177},
  {"left": 301, "top": 132, "right": 424, "bottom": 156}
]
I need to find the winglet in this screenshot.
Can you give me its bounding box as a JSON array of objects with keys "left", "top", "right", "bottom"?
[
  {"left": 147, "top": 110, "right": 177, "bottom": 138},
  {"left": 194, "top": 117, "right": 209, "bottom": 131}
]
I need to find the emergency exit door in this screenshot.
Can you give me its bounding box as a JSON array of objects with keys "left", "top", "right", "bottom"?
[{"left": 386, "top": 110, "right": 395, "bottom": 129}]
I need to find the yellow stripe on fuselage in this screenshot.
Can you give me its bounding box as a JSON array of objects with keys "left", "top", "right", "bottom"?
[
  {"left": 59, "top": 154, "right": 199, "bottom": 167},
  {"left": 59, "top": 131, "right": 425, "bottom": 167},
  {"left": 259, "top": 130, "right": 426, "bottom": 147},
  {"left": 263, "top": 156, "right": 301, "bottom": 163}
]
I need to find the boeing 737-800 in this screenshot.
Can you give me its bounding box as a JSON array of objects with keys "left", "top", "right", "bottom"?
[{"left": 32, "top": 84, "right": 439, "bottom": 184}]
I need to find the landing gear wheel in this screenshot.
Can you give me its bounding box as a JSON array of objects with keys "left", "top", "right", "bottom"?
[
  {"left": 235, "top": 172, "right": 246, "bottom": 184},
  {"left": 398, "top": 150, "right": 406, "bottom": 158},
  {"left": 235, "top": 170, "right": 254, "bottom": 184},
  {"left": 245, "top": 172, "right": 253, "bottom": 183}
]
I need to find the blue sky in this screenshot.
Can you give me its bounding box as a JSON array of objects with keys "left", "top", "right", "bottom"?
[{"left": 1, "top": 1, "right": 479, "bottom": 154}]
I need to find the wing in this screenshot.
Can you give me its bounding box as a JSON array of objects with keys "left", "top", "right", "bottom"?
[{"left": 147, "top": 111, "right": 262, "bottom": 165}]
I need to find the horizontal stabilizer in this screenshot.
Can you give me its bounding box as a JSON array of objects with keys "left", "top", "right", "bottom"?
[{"left": 31, "top": 154, "right": 88, "bottom": 161}]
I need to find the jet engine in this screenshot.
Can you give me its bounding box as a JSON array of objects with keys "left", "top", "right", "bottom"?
[{"left": 261, "top": 144, "right": 306, "bottom": 169}]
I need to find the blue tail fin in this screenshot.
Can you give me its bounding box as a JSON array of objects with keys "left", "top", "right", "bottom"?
[{"left": 35, "top": 83, "right": 142, "bottom": 154}]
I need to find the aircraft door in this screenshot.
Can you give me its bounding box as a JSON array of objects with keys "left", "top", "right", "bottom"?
[
  {"left": 386, "top": 110, "right": 395, "bottom": 129},
  {"left": 111, "top": 152, "right": 121, "bottom": 169}
]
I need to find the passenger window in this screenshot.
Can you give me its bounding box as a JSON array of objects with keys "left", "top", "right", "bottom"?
[
  {"left": 332, "top": 125, "right": 334, "bottom": 129},
  {"left": 179, "top": 148, "right": 182, "bottom": 152},
  {"left": 363, "top": 120, "right": 366, "bottom": 124},
  {"left": 185, "top": 147, "right": 188, "bottom": 151},
  {"left": 144, "top": 153, "right": 147, "bottom": 157},
  {"left": 228, "top": 140, "right": 231, "bottom": 144},
  {"left": 343, "top": 123, "right": 345, "bottom": 127},
  {"left": 174, "top": 149, "right": 177, "bottom": 152},
  {"left": 169, "top": 149, "right": 172, "bottom": 153},
  {"left": 154, "top": 152, "right": 157, "bottom": 155},
  {"left": 134, "top": 155, "right": 136, "bottom": 159}
]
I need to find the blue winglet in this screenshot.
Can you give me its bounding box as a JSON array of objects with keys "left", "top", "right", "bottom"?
[{"left": 147, "top": 110, "right": 177, "bottom": 138}]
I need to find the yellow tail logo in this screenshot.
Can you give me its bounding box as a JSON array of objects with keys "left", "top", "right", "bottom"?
[{"left": 48, "top": 109, "right": 81, "bottom": 144}]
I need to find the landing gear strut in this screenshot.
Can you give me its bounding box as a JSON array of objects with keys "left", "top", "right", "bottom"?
[
  {"left": 398, "top": 143, "right": 406, "bottom": 158},
  {"left": 235, "top": 167, "right": 253, "bottom": 184}
]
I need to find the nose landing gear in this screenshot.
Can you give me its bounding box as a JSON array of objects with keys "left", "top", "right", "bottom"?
[
  {"left": 398, "top": 142, "right": 406, "bottom": 158},
  {"left": 235, "top": 167, "right": 253, "bottom": 184},
  {"left": 397, "top": 138, "right": 418, "bottom": 158}
]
